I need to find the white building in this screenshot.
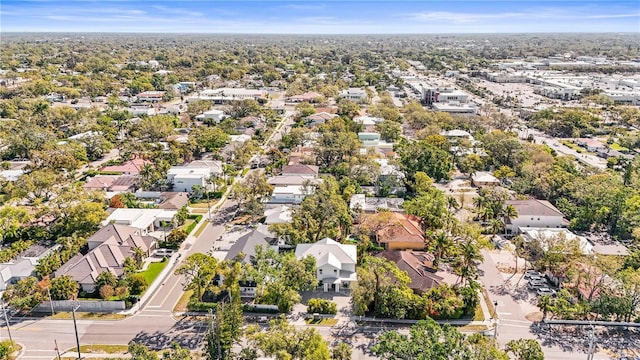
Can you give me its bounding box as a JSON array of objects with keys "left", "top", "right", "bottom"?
[
  {"left": 604, "top": 91, "right": 640, "bottom": 106},
  {"left": 135, "top": 91, "right": 165, "bottom": 102},
  {"left": 520, "top": 228, "right": 593, "bottom": 255},
  {"left": 505, "top": 199, "right": 568, "bottom": 234},
  {"left": 270, "top": 185, "right": 311, "bottom": 204},
  {"left": 103, "top": 208, "right": 177, "bottom": 234},
  {"left": 167, "top": 166, "right": 211, "bottom": 192},
  {"left": 341, "top": 88, "right": 368, "bottom": 103},
  {"left": 195, "top": 109, "right": 226, "bottom": 123},
  {"left": 295, "top": 238, "right": 357, "bottom": 292}
]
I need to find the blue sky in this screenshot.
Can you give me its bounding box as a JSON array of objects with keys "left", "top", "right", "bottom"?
[{"left": 1, "top": 1, "right": 639, "bottom": 33}]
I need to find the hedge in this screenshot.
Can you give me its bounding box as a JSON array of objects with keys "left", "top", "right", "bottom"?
[
  {"left": 186, "top": 302, "right": 280, "bottom": 313},
  {"left": 184, "top": 215, "right": 203, "bottom": 234},
  {"left": 307, "top": 298, "right": 337, "bottom": 315},
  {"left": 187, "top": 301, "right": 218, "bottom": 312}
]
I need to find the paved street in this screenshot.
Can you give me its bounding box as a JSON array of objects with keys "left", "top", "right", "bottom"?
[{"left": 479, "top": 249, "right": 631, "bottom": 360}]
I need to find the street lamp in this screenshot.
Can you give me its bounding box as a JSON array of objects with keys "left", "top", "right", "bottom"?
[{"left": 493, "top": 301, "right": 499, "bottom": 339}]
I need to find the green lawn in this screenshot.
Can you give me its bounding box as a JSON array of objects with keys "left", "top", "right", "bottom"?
[
  {"left": 194, "top": 221, "right": 208, "bottom": 238},
  {"left": 610, "top": 143, "right": 629, "bottom": 152},
  {"left": 140, "top": 261, "right": 168, "bottom": 285},
  {"left": 50, "top": 312, "right": 127, "bottom": 320},
  {"left": 305, "top": 318, "right": 338, "bottom": 326},
  {"left": 70, "top": 344, "right": 129, "bottom": 354}
]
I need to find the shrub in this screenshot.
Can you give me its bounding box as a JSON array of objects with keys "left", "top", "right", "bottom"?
[
  {"left": 99, "top": 285, "right": 115, "bottom": 299},
  {"left": 0, "top": 340, "right": 16, "bottom": 360},
  {"left": 307, "top": 298, "right": 338, "bottom": 315},
  {"left": 126, "top": 274, "right": 148, "bottom": 295},
  {"left": 115, "top": 286, "right": 128, "bottom": 298},
  {"left": 166, "top": 228, "right": 188, "bottom": 246},
  {"left": 187, "top": 301, "right": 219, "bottom": 312}
]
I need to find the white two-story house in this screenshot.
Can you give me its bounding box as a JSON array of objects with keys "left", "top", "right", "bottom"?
[
  {"left": 295, "top": 238, "right": 357, "bottom": 292},
  {"left": 505, "top": 199, "right": 569, "bottom": 235}
]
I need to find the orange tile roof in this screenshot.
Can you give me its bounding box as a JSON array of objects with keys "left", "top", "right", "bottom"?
[{"left": 376, "top": 213, "right": 425, "bottom": 244}]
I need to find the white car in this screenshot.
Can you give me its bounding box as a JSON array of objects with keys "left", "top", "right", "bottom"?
[
  {"left": 524, "top": 270, "right": 543, "bottom": 279},
  {"left": 536, "top": 288, "right": 557, "bottom": 297}
]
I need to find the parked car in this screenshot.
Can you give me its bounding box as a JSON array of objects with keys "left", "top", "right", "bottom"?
[
  {"left": 528, "top": 280, "right": 547, "bottom": 289},
  {"left": 536, "top": 288, "right": 557, "bottom": 296},
  {"left": 524, "top": 270, "right": 543, "bottom": 279},
  {"left": 527, "top": 275, "right": 544, "bottom": 282}
]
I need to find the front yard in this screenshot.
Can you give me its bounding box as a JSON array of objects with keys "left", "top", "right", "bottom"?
[{"left": 140, "top": 261, "right": 168, "bottom": 285}]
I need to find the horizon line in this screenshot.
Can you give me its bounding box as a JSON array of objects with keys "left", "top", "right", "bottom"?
[{"left": 3, "top": 31, "right": 639, "bottom": 35}]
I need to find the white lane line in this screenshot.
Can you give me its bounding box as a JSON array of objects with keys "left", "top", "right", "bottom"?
[{"left": 497, "top": 312, "right": 512, "bottom": 315}]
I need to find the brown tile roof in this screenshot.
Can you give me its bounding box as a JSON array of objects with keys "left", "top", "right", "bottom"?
[
  {"left": 158, "top": 192, "right": 189, "bottom": 210},
  {"left": 377, "top": 250, "right": 443, "bottom": 292},
  {"left": 101, "top": 158, "right": 151, "bottom": 174},
  {"left": 281, "top": 164, "right": 319, "bottom": 176},
  {"left": 506, "top": 199, "right": 564, "bottom": 217},
  {"left": 56, "top": 224, "right": 156, "bottom": 288},
  {"left": 376, "top": 213, "right": 425, "bottom": 245}
]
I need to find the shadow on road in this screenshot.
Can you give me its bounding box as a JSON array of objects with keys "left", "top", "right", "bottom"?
[{"left": 131, "top": 316, "right": 208, "bottom": 350}]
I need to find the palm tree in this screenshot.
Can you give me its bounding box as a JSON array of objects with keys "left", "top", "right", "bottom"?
[
  {"left": 502, "top": 204, "right": 518, "bottom": 235},
  {"left": 139, "top": 163, "right": 154, "bottom": 189},
  {"left": 132, "top": 246, "right": 145, "bottom": 270},
  {"left": 429, "top": 230, "right": 454, "bottom": 269}
]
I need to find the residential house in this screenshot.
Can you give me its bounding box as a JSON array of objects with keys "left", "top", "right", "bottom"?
[
  {"left": 133, "top": 191, "right": 189, "bottom": 210},
  {"left": 267, "top": 175, "right": 321, "bottom": 187},
  {"left": 341, "top": 88, "right": 368, "bottom": 103},
  {"left": 505, "top": 199, "right": 568, "bottom": 234},
  {"left": 471, "top": 172, "right": 500, "bottom": 187},
  {"left": 288, "top": 92, "right": 323, "bottom": 103},
  {"left": 0, "top": 244, "right": 55, "bottom": 291},
  {"left": 520, "top": 228, "right": 593, "bottom": 255},
  {"left": 196, "top": 109, "right": 226, "bottom": 123},
  {"left": 349, "top": 194, "right": 404, "bottom": 213},
  {"left": 376, "top": 250, "right": 444, "bottom": 294},
  {"left": 354, "top": 116, "right": 383, "bottom": 132},
  {"left": 263, "top": 205, "right": 293, "bottom": 225},
  {"left": 576, "top": 138, "right": 606, "bottom": 152},
  {"left": 281, "top": 164, "right": 319, "bottom": 177},
  {"left": 306, "top": 112, "right": 337, "bottom": 128},
  {"left": 56, "top": 224, "right": 157, "bottom": 292},
  {"left": 166, "top": 166, "right": 211, "bottom": 192},
  {"left": 103, "top": 208, "right": 177, "bottom": 234},
  {"left": 101, "top": 158, "right": 152, "bottom": 176},
  {"left": 188, "top": 160, "right": 224, "bottom": 176},
  {"left": 135, "top": 91, "right": 165, "bottom": 102},
  {"left": 375, "top": 213, "right": 426, "bottom": 251},
  {"left": 295, "top": 238, "right": 357, "bottom": 292},
  {"left": 83, "top": 175, "right": 138, "bottom": 192},
  {"left": 0, "top": 169, "right": 24, "bottom": 182},
  {"left": 441, "top": 129, "right": 474, "bottom": 142},
  {"left": 358, "top": 132, "right": 381, "bottom": 146},
  {"left": 270, "top": 185, "right": 311, "bottom": 205}
]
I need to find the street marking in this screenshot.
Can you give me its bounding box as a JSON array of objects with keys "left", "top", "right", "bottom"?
[
  {"left": 147, "top": 305, "right": 161, "bottom": 308},
  {"left": 23, "top": 350, "right": 53, "bottom": 352},
  {"left": 497, "top": 312, "right": 512, "bottom": 315}
]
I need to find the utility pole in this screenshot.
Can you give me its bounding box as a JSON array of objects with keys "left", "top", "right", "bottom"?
[
  {"left": 0, "top": 302, "right": 12, "bottom": 344},
  {"left": 72, "top": 301, "right": 81, "bottom": 360}
]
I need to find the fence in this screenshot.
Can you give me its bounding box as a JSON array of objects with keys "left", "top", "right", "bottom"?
[{"left": 32, "top": 300, "right": 126, "bottom": 313}]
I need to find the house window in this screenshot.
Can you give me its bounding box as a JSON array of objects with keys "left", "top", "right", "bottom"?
[
  {"left": 319, "top": 269, "right": 323, "bottom": 274},
  {"left": 531, "top": 217, "right": 534, "bottom": 221},
  {"left": 334, "top": 269, "right": 338, "bottom": 273}
]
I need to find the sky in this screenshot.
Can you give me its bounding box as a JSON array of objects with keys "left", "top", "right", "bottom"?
[{"left": 1, "top": 1, "right": 639, "bottom": 34}]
